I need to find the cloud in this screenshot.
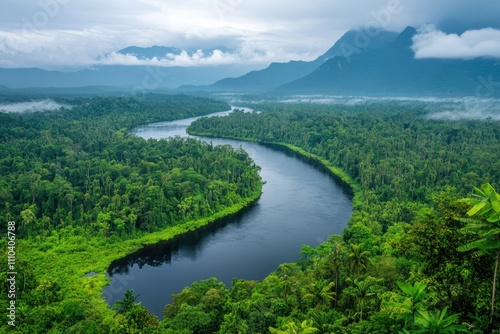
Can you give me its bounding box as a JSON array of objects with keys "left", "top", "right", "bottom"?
[
  {"left": 99, "top": 49, "right": 241, "bottom": 67},
  {"left": 426, "top": 97, "right": 500, "bottom": 120},
  {"left": 2, "top": 0, "right": 500, "bottom": 68},
  {"left": 99, "top": 46, "right": 315, "bottom": 67},
  {"left": 412, "top": 25, "right": 500, "bottom": 59},
  {"left": 0, "top": 99, "right": 70, "bottom": 113}
]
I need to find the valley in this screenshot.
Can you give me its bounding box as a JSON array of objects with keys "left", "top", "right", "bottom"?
[{"left": 1, "top": 4, "right": 500, "bottom": 331}]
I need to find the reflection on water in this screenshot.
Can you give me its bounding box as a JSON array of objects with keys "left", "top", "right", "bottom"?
[
  {"left": 107, "top": 206, "right": 252, "bottom": 276},
  {"left": 103, "top": 107, "right": 352, "bottom": 318}
]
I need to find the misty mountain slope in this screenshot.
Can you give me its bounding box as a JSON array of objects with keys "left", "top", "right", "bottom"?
[
  {"left": 207, "top": 30, "right": 399, "bottom": 92},
  {"left": 209, "top": 60, "right": 321, "bottom": 91},
  {"left": 278, "top": 27, "right": 500, "bottom": 97},
  {"left": 0, "top": 64, "right": 258, "bottom": 89}
]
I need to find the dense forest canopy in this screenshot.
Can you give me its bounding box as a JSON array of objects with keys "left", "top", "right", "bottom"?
[
  {"left": 1, "top": 96, "right": 499, "bottom": 333},
  {"left": 0, "top": 95, "right": 264, "bottom": 238},
  {"left": 181, "top": 101, "right": 500, "bottom": 333},
  {"left": 0, "top": 95, "right": 263, "bottom": 333}
]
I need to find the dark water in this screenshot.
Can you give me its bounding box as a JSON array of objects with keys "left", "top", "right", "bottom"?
[{"left": 103, "top": 108, "right": 353, "bottom": 318}]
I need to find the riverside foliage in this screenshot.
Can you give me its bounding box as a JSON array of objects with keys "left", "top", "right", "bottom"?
[
  {"left": 180, "top": 101, "right": 500, "bottom": 333},
  {"left": 0, "top": 95, "right": 263, "bottom": 333},
  {"left": 1, "top": 97, "right": 499, "bottom": 333}
]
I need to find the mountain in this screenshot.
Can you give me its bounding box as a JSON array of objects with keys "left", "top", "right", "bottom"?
[
  {"left": 204, "top": 30, "right": 399, "bottom": 92},
  {"left": 278, "top": 26, "right": 500, "bottom": 97},
  {"left": 0, "top": 64, "right": 258, "bottom": 89},
  {"left": 206, "top": 60, "right": 322, "bottom": 92},
  {"left": 0, "top": 43, "right": 250, "bottom": 89}
]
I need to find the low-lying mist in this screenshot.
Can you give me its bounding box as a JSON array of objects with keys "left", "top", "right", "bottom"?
[
  {"left": 276, "top": 95, "right": 500, "bottom": 121},
  {"left": 425, "top": 98, "right": 500, "bottom": 121},
  {"left": 0, "top": 99, "right": 71, "bottom": 113}
]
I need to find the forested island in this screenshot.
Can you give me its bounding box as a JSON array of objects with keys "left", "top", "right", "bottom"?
[{"left": 0, "top": 96, "right": 499, "bottom": 333}]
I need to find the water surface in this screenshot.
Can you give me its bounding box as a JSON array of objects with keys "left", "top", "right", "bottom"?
[{"left": 103, "top": 108, "right": 352, "bottom": 317}]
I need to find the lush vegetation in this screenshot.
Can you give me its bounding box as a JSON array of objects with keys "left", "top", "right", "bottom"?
[
  {"left": 2, "top": 97, "right": 499, "bottom": 333},
  {"left": 0, "top": 95, "right": 263, "bottom": 333},
  {"left": 168, "top": 101, "right": 499, "bottom": 333}
]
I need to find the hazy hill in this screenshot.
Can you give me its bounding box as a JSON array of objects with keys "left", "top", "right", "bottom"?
[
  {"left": 278, "top": 27, "right": 500, "bottom": 97},
  {"left": 0, "top": 63, "right": 257, "bottom": 89},
  {"left": 0, "top": 44, "right": 252, "bottom": 89},
  {"left": 206, "top": 30, "right": 399, "bottom": 92}
]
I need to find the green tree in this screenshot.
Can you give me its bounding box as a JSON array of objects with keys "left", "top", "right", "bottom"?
[
  {"left": 414, "top": 307, "right": 467, "bottom": 333},
  {"left": 385, "top": 281, "right": 435, "bottom": 329},
  {"left": 348, "top": 243, "right": 370, "bottom": 277},
  {"left": 269, "top": 320, "right": 319, "bottom": 334},
  {"left": 458, "top": 183, "right": 500, "bottom": 327},
  {"left": 344, "top": 277, "right": 377, "bottom": 322},
  {"left": 301, "top": 279, "right": 335, "bottom": 311},
  {"left": 113, "top": 289, "right": 139, "bottom": 314},
  {"left": 20, "top": 205, "right": 37, "bottom": 237}
]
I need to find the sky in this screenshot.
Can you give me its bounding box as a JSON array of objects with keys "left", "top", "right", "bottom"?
[{"left": 1, "top": 0, "right": 500, "bottom": 69}]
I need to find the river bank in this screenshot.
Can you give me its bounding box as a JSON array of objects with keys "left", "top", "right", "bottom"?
[{"left": 104, "top": 109, "right": 352, "bottom": 317}]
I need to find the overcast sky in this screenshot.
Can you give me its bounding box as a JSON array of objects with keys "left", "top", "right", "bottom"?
[{"left": 1, "top": 0, "right": 499, "bottom": 69}]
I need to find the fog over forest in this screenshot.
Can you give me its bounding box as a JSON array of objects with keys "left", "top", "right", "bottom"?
[{"left": 0, "top": 99, "right": 70, "bottom": 113}]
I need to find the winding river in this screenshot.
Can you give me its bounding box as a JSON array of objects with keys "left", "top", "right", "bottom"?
[{"left": 103, "top": 107, "right": 353, "bottom": 318}]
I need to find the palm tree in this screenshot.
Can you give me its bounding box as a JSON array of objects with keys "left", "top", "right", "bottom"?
[
  {"left": 327, "top": 242, "right": 344, "bottom": 308},
  {"left": 398, "top": 281, "right": 435, "bottom": 323},
  {"left": 348, "top": 244, "right": 370, "bottom": 277},
  {"left": 458, "top": 183, "right": 500, "bottom": 327},
  {"left": 386, "top": 281, "right": 435, "bottom": 329},
  {"left": 414, "top": 307, "right": 467, "bottom": 333},
  {"left": 309, "top": 310, "right": 339, "bottom": 333},
  {"left": 301, "top": 279, "right": 335, "bottom": 310},
  {"left": 345, "top": 277, "right": 376, "bottom": 322},
  {"left": 269, "top": 320, "right": 319, "bottom": 334},
  {"left": 276, "top": 263, "right": 299, "bottom": 303}
]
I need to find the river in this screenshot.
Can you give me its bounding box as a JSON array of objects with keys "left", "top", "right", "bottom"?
[{"left": 103, "top": 107, "right": 353, "bottom": 318}]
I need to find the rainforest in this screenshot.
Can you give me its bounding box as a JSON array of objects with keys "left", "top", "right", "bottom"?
[{"left": 1, "top": 95, "right": 500, "bottom": 333}]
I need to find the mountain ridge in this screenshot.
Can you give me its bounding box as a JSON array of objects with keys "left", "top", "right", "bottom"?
[
  {"left": 277, "top": 26, "right": 500, "bottom": 97},
  {"left": 204, "top": 30, "right": 399, "bottom": 92}
]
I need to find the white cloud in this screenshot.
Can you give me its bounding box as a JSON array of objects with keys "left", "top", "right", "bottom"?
[
  {"left": 0, "top": 25, "right": 318, "bottom": 69},
  {"left": 99, "top": 46, "right": 315, "bottom": 68},
  {"left": 98, "top": 49, "right": 240, "bottom": 67},
  {"left": 1, "top": 0, "right": 500, "bottom": 68},
  {"left": 412, "top": 25, "right": 500, "bottom": 59}
]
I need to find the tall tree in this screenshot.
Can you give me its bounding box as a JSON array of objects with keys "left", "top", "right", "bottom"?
[
  {"left": 348, "top": 244, "right": 370, "bottom": 277},
  {"left": 458, "top": 183, "right": 500, "bottom": 327}
]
